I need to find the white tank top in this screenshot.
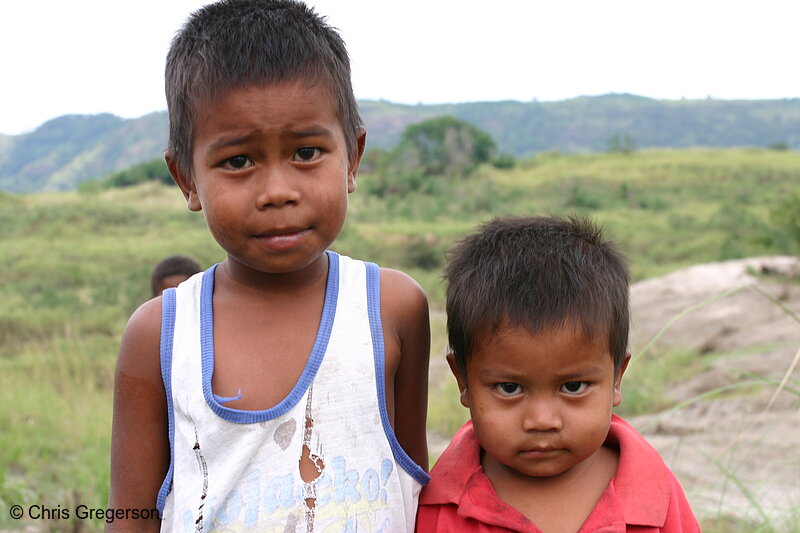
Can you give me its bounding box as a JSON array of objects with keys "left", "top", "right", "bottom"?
[{"left": 156, "top": 252, "right": 429, "bottom": 532}]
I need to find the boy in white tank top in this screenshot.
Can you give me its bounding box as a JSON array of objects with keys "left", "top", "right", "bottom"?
[{"left": 107, "top": 2, "right": 430, "bottom": 531}]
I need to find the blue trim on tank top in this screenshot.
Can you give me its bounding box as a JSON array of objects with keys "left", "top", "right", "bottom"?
[
  {"left": 156, "top": 287, "right": 177, "bottom": 515},
  {"left": 365, "top": 262, "right": 431, "bottom": 486},
  {"left": 199, "top": 251, "right": 340, "bottom": 423}
]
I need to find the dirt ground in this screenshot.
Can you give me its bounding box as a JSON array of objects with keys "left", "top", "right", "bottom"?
[
  {"left": 428, "top": 255, "right": 800, "bottom": 528},
  {"left": 628, "top": 256, "right": 800, "bottom": 527}
]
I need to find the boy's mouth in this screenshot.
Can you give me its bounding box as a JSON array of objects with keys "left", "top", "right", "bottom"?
[
  {"left": 254, "top": 227, "right": 310, "bottom": 250},
  {"left": 519, "top": 446, "right": 560, "bottom": 459}
]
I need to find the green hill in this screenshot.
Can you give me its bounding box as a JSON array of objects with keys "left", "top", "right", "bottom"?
[
  {"left": 367, "top": 95, "right": 800, "bottom": 155},
  {"left": 0, "top": 113, "right": 169, "bottom": 193},
  {"left": 1, "top": 94, "right": 799, "bottom": 193}
]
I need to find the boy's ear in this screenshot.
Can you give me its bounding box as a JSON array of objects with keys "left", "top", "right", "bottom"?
[
  {"left": 347, "top": 127, "right": 367, "bottom": 194},
  {"left": 446, "top": 353, "right": 471, "bottom": 408},
  {"left": 165, "top": 151, "right": 202, "bottom": 212},
  {"left": 613, "top": 352, "right": 632, "bottom": 407}
]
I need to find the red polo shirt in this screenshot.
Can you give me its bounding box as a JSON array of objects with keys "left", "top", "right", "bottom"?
[{"left": 416, "top": 414, "right": 700, "bottom": 532}]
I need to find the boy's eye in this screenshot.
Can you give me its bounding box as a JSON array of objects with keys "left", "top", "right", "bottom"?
[
  {"left": 560, "top": 381, "right": 589, "bottom": 395},
  {"left": 495, "top": 382, "right": 522, "bottom": 396},
  {"left": 223, "top": 155, "right": 253, "bottom": 170},
  {"left": 292, "top": 147, "right": 321, "bottom": 162}
]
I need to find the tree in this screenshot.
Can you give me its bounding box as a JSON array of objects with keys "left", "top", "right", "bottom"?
[
  {"left": 770, "top": 193, "right": 800, "bottom": 298},
  {"left": 392, "top": 115, "right": 496, "bottom": 177},
  {"left": 771, "top": 193, "right": 800, "bottom": 251},
  {"left": 606, "top": 133, "right": 636, "bottom": 154},
  {"left": 104, "top": 158, "right": 174, "bottom": 188},
  {"left": 363, "top": 116, "right": 499, "bottom": 197}
]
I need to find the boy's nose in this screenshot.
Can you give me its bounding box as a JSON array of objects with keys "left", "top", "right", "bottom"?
[
  {"left": 255, "top": 167, "right": 301, "bottom": 209},
  {"left": 521, "top": 399, "right": 563, "bottom": 432}
]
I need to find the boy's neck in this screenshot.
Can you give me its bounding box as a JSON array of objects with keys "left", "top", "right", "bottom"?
[
  {"left": 217, "top": 252, "right": 330, "bottom": 295},
  {"left": 482, "top": 443, "right": 619, "bottom": 533}
]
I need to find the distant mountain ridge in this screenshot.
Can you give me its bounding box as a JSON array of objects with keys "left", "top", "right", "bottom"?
[
  {"left": 0, "top": 112, "right": 169, "bottom": 193},
  {"left": 2, "top": 93, "right": 798, "bottom": 193}
]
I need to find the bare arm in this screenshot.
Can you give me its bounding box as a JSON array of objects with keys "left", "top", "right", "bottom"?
[
  {"left": 106, "top": 298, "right": 169, "bottom": 532},
  {"left": 380, "top": 268, "right": 430, "bottom": 471}
]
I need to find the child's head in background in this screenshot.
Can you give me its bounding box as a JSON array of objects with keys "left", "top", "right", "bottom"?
[
  {"left": 150, "top": 254, "right": 202, "bottom": 296},
  {"left": 444, "top": 215, "right": 630, "bottom": 482}
]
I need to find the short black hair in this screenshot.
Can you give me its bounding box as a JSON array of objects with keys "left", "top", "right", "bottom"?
[
  {"left": 150, "top": 255, "right": 202, "bottom": 296},
  {"left": 445, "top": 215, "right": 630, "bottom": 377},
  {"left": 165, "top": 0, "right": 362, "bottom": 178}
]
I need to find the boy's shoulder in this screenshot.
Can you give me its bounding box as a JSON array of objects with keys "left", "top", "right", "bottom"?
[
  {"left": 375, "top": 265, "right": 429, "bottom": 337},
  {"left": 123, "top": 296, "right": 164, "bottom": 350},
  {"left": 593, "top": 415, "right": 699, "bottom": 530},
  {"left": 114, "top": 295, "right": 165, "bottom": 396},
  {"left": 608, "top": 413, "right": 669, "bottom": 475},
  {"left": 335, "top": 253, "right": 428, "bottom": 317},
  {"left": 378, "top": 266, "right": 427, "bottom": 303}
]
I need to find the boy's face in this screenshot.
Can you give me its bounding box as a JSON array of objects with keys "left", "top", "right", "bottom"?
[
  {"left": 168, "top": 80, "right": 365, "bottom": 277},
  {"left": 451, "top": 324, "right": 628, "bottom": 484}
]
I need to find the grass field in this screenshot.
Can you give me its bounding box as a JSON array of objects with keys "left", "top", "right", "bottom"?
[{"left": 1, "top": 148, "right": 798, "bottom": 531}]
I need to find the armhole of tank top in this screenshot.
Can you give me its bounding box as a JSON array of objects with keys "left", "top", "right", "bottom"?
[
  {"left": 156, "top": 287, "right": 177, "bottom": 516},
  {"left": 365, "top": 261, "right": 431, "bottom": 486}
]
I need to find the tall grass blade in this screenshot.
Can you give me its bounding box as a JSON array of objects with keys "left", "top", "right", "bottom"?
[
  {"left": 696, "top": 447, "right": 776, "bottom": 532},
  {"left": 637, "top": 284, "right": 750, "bottom": 359}
]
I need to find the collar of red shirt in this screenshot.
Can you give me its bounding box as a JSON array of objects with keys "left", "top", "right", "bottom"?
[{"left": 420, "top": 414, "right": 671, "bottom": 529}]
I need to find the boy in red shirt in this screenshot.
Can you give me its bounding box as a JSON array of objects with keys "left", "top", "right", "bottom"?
[{"left": 417, "top": 216, "right": 700, "bottom": 532}]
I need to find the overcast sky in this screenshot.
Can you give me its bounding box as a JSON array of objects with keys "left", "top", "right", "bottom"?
[{"left": 1, "top": 0, "right": 798, "bottom": 135}]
